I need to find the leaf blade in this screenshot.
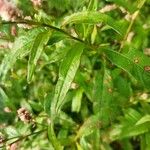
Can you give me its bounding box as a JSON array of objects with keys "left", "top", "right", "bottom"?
[
  {"left": 27, "top": 31, "right": 51, "bottom": 83},
  {"left": 0, "top": 27, "right": 46, "bottom": 80},
  {"left": 63, "top": 11, "right": 123, "bottom": 34},
  {"left": 51, "top": 43, "right": 84, "bottom": 118},
  {"left": 105, "top": 49, "right": 150, "bottom": 89}
]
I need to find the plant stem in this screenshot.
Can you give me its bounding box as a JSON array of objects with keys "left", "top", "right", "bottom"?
[
  {"left": 119, "top": 10, "right": 139, "bottom": 51},
  {"left": 48, "top": 123, "right": 62, "bottom": 150},
  {"left": 0, "top": 129, "right": 46, "bottom": 148},
  {"left": 1, "top": 20, "right": 84, "bottom": 43},
  {"left": 119, "top": 0, "right": 146, "bottom": 51},
  {"left": 1, "top": 20, "right": 108, "bottom": 51}
]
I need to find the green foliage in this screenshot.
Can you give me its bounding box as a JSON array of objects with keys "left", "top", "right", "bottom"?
[
  {"left": 51, "top": 43, "right": 84, "bottom": 119},
  {"left": 27, "top": 30, "right": 51, "bottom": 83},
  {"left": 0, "top": 0, "right": 150, "bottom": 149},
  {"left": 105, "top": 48, "right": 150, "bottom": 89},
  {"left": 63, "top": 11, "right": 123, "bottom": 34}
]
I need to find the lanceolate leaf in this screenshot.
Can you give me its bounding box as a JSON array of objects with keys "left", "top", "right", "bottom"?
[
  {"left": 27, "top": 31, "right": 51, "bottom": 83},
  {"left": 51, "top": 43, "right": 84, "bottom": 118},
  {"left": 109, "top": 109, "right": 145, "bottom": 140},
  {"left": 105, "top": 49, "right": 150, "bottom": 89},
  {"left": 110, "top": 122, "right": 150, "bottom": 140},
  {"left": 0, "top": 27, "right": 46, "bottom": 80},
  {"left": 63, "top": 11, "right": 123, "bottom": 34}
]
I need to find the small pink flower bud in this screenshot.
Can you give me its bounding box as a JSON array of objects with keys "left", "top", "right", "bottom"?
[
  {"left": 11, "top": 25, "right": 17, "bottom": 36},
  {"left": 0, "top": 0, "right": 21, "bottom": 21},
  {"left": 31, "top": 0, "right": 42, "bottom": 7},
  {"left": 17, "top": 108, "right": 32, "bottom": 123}
]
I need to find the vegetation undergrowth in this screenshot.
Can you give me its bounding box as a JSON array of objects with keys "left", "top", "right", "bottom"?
[{"left": 0, "top": 0, "right": 150, "bottom": 149}]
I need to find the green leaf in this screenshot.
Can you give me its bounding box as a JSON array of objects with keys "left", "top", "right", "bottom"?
[
  {"left": 76, "top": 114, "right": 99, "bottom": 139},
  {"left": 121, "top": 139, "right": 133, "bottom": 150},
  {"left": 145, "top": 133, "right": 150, "bottom": 150},
  {"left": 0, "top": 27, "right": 46, "bottom": 80},
  {"left": 141, "top": 133, "right": 150, "bottom": 150},
  {"left": 136, "top": 115, "right": 150, "bottom": 125},
  {"left": 0, "top": 87, "right": 15, "bottom": 111},
  {"left": 27, "top": 31, "right": 51, "bottom": 83},
  {"left": 51, "top": 43, "right": 84, "bottom": 118},
  {"left": 114, "top": 76, "right": 131, "bottom": 98},
  {"left": 100, "top": 68, "right": 114, "bottom": 126},
  {"left": 120, "top": 123, "right": 150, "bottom": 138},
  {"left": 91, "top": 25, "right": 97, "bottom": 44},
  {"left": 44, "top": 93, "right": 52, "bottom": 115},
  {"left": 44, "top": 40, "right": 70, "bottom": 65},
  {"left": 137, "top": 0, "right": 146, "bottom": 9},
  {"left": 80, "top": 137, "right": 91, "bottom": 150},
  {"left": 91, "top": 129, "right": 101, "bottom": 150},
  {"left": 109, "top": 109, "right": 145, "bottom": 140},
  {"left": 48, "top": 124, "right": 63, "bottom": 150},
  {"left": 0, "top": 87, "right": 8, "bottom": 107},
  {"left": 87, "top": 0, "right": 97, "bottom": 11},
  {"left": 92, "top": 72, "right": 103, "bottom": 114},
  {"left": 5, "top": 126, "right": 20, "bottom": 138},
  {"left": 76, "top": 142, "right": 84, "bottom": 150},
  {"left": 123, "top": 108, "right": 142, "bottom": 124},
  {"left": 71, "top": 88, "right": 83, "bottom": 113},
  {"left": 57, "top": 111, "right": 76, "bottom": 127},
  {"left": 75, "top": 72, "right": 93, "bottom": 101},
  {"left": 28, "top": 100, "right": 43, "bottom": 112},
  {"left": 105, "top": 49, "right": 150, "bottom": 89},
  {"left": 63, "top": 11, "right": 123, "bottom": 34},
  {"left": 109, "top": 121, "right": 150, "bottom": 141}
]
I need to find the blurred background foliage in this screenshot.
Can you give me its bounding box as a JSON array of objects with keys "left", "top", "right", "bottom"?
[{"left": 0, "top": 0, "right": 150, "bottom": 149}]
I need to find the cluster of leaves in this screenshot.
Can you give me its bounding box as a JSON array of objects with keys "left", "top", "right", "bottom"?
[{"left": 0, "top": 0, "right": 150, "bottom": 149}]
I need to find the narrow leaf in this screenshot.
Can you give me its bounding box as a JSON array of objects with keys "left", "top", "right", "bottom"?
[
  {"left": 120, "top": 123, "right": 150, "bottom": 138},
  {"left": 27, "top": 31, "right": 51, "bottom": 83},
  {"left": 63, "top": 11, "right": 123, "bottom": 34},
  {"left": 51, "top": 43, "right": 84, "bottom": 118},
  {"left": 0, "top": 27, "right": 46, "bottom": 80},
  {"left": 105, "top": 49, "right": 150, "bottom": 89}
]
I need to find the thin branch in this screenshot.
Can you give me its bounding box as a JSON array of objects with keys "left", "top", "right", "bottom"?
[
  {"left": 1, "top": 20, "right": 85, "bottom": 43},
  {"left": 0, "top": 20, "right": 107, "bottom": 51},
  {"left": 0, "top": 129, "right": 46, "bottom": 148},
  {"left": 119, "top": 10, "right": 139, "bottom": 51},
  {"left": 119, "top": 1, "right": 146, "bottom": 51}
]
